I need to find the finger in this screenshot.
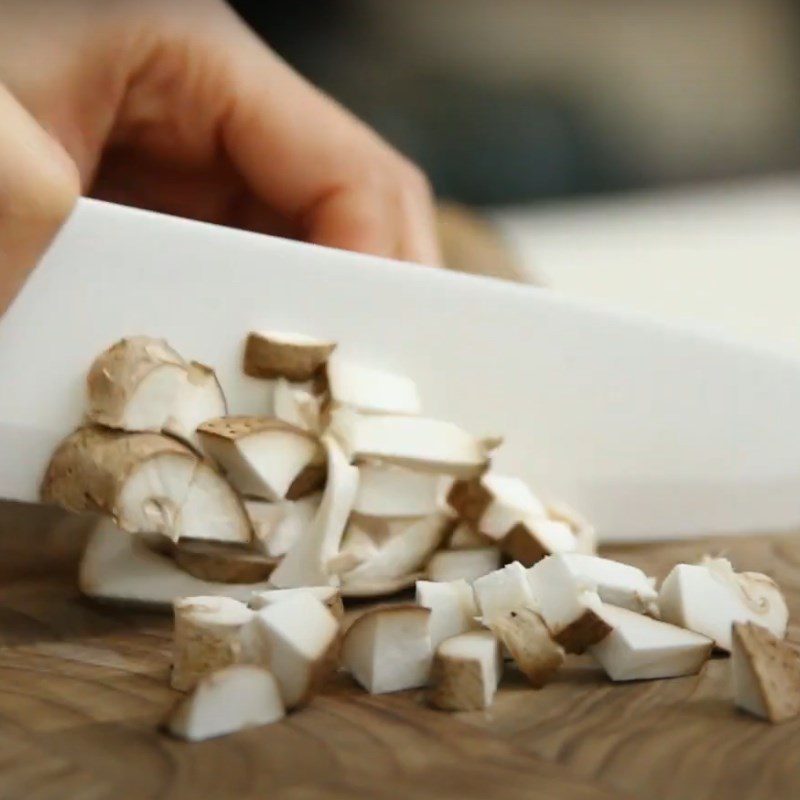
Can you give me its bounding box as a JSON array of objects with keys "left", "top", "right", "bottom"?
[
  {"left": 0, "top": 84, "right": 80, "bottom": 315},
  {"left": 92, "top": 147, "right": 298, "bottom": 238},
  {"left": 218, "top": 22, "right": 441, "bottom": 265},
  {"left": 302, "top": 185, "right": 398, "bottom": 258},
  {"left": 394, "top": 164, "right": 442, "bottom": 265}
]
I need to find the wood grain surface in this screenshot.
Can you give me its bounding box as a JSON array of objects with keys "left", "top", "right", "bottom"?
[{"left": 0, "top": 502, "right": 798, "bottom": 800}]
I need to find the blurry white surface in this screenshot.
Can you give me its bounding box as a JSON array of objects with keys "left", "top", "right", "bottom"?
[
  {"left": 3, "top": 199, "right": 800, "bottom": 541},
  {"left": 495, "top": 176, "right": 800, "bottom": 352}
]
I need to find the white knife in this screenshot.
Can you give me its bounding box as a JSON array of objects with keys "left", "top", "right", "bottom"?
[{"left": 1, "top": 198, "right": 798, "bottom": 542}]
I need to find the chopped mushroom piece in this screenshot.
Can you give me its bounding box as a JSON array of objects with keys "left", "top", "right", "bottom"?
[
  {"left": 546, "top": 500, "right": 597, "bottom": 555},
  {"left": 248, "top": 494, "right": 321, "bottom": 559},
  {"left": 243, "top": 331, "right": 336, "bottom": 381},
  {"left": 249, "top": 586, "right": 344, "bottom": 621},
  {"left": 86, "top": 337, "right": 227, "bottom": 449},
  {"left": 448, "top": 474, "right": 547, "bottom": 538},
  {"left": 500, "top": 518, "right": 577, "bottom": 567},
  {"left": 339, "top": 514, "right": 452, "bottom": 588},
  {"left": 172, "top": 541, "right": 277, "bottom": 584},
  {"left": 473, "top": 562, "right": 535, "bottom": 624},
  {"left": 273, "top": 378, "right": 322, "bottom": 432},
  {"left": 427, "top": 548, "right": 502, "bottom": 584},
  {"left": 269, "top": 436, "right": 359, "bottom": 588},
  {"left": 659, "top": 558, "right": 789, "bottom": 651},
  {"left": 166, "top": 665, "right": 285, "bottom": 741},
  {"left": 41, "top": 427, "right": 252, "bottom": 544},
  {"left": 526, "top": 554, "right": 611, "bottom": 654},
  {"left": 416, "top": 579, "right": 480, "bottom": 649},
  {"left": 171, "top": 595, "right": 255, "bottom": 691},
  {"left": 87, "top": 336, "right": 186, "bottom": 428},
  {"left": 589, "top": 604, "right": 713, "bottom": 682},
  {"left": 198, "top": 416, "right": 322, "bottom": 501},
  {"left": 329, "top": 408, "right": 490, "bottom": 478},
  {"left": 244, "top": 499, "right": 286, "bottom": 546},
  {"left": 285, "top": 460, "right": 327, "bottom": 500},
  {"left": 339, "top": 573, "right": 423, "bottom": 598},
  {"left": 331, "top": 519, "right": 380, "bottom": 567},
  {"left": 79, "top": 522, "right": 272, "bottom": 610},
  {"left": 448, "top": 476, "right": 576, "bottom": 566},
  {"left": 353, "top": 462, "right": 441, "bottom": 517},
  {"left": 246, "top": 594, "right": 340, "bottom": 708},
  {"left": 164, "top": 361, "right": 229, "bottom": 449},
  {"left": 327, "top": 548, "right": 370, "bottom": 576},
  {"left": 489, "top": 607, "right": 564, "bottom": 688},
  {"left": 731, "top": 622, "right": 800, "bottom": 723},
  {"left": 429, "top": 630, "right": 502, "bottom": 711},
  {"left": 557, "top": 554, "right": 658, "bottom": 616},
  {"left": 341, "top": 605, "right": 432, "bottom": 694},
  {"left": 326, "top": 357, "right": 421, "bottom": 415},
  {"left": 447, "top": 522, "right": 491, "bottom": 550}
]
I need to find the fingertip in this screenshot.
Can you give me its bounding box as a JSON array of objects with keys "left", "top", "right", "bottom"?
[{"left": 305, "top": 187, "right": 397, "bottom": 260}]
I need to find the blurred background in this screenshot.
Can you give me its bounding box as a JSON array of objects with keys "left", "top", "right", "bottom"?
[
  {"left": 234, "top": 0, "right": 800, "bottom": 202},
  {"left": 232, "top": 0, "right": 800, "bottom": 350}
]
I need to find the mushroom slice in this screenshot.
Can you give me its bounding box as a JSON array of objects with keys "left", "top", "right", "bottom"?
[
  {"left": 447, "top": 522, "right": 491, "bottom": 550},
  {"left": 589, "top": 604, "right": 713, "bottom": 681},
  {"left": 244, "top": 499, "right": 286, "bottom": 546},
  {"left": 547, "top": 500, "right": 597, "bottom": 555},
  {"left": 41, "top": 427, "right": 251, "bottom": 544},
  {"left": 448, "top": 474, "right": 547, "bottom": 539},
  {"left": 243, "top": 331, "right": 336, "bottom": 381},
  {"left": 163, "top": 361, "right": 228, "bottom": 449},
  {"left": 526, "top": 554, "right": 610, "bottom": 654},
  {"left": 731, "top": 621, "right": 800, "bottom": 723},
  {"left": 86, "top": 337, "right": 226, "bottom": 448},
  {"left": 557, "top": 554, "right": 658, "bottom": 616},
  {"left": 426, "top": 548, "right": 502, "bottom": 583},
  {"left": 248, "top": 494, "right": 321, "bottom": 559},
  {"left": 171, "top": 595, "right": 254, "bottom": 691},
  {"left": 269, "top": 436, "right": 359, "bottom": 588},
  {"left": 165, "top": 665, "right": 285, "bottom": 741},
  {"left": 429, "top": 630, "right": 502, "bottom": 711},
  {"left": 339, "top": 514, "right": 452, "bottom": 588},
  {"left": 341, "top": 605, "right": 432, "bottom": 694},
  {"left": 354, "top": 461, "right": 441, "bottom": 517},
  {"left": 416, "top": 579, "right": 480, "bottom": 649},
  {"left": 335, "top": 519, "right": 382, "bottom": 567},
  {"left": 501, "top": 518, "right": 577, "bottom": 567},
  {"left": 473, "top": 562, "right": 535, "bottom": 624},
  {"left": 339, "top": 573, "right": 423, "bottom": 598},
  {"left": 249, "top": 586, "right": 344, "bottom": 621},
  {"left": 326, "top": 357, "right": 421, "bottom": 415},
  {"left": 86, "top": 336, "right": 187, "bottom": 431},
  {"left": 246, "top": 594, "right": 340, "bottom": 708},
  {"left": 489, "top": 608, "right": 564, "bottom": 688},
  {"left": 173, "top": 541, "right": 277, "bottom": 584},
  {"left": 658, "top": 558, "right": 789, "bottom": 652},
  {"left": 79, "top": 522, "right": 272, "bottom": 610},
  {"left": 326, "top": 548, "right": 370, "bottom": 576},
  {"left": 329, "top": 409, "right": 489, "bottom": 478},
  {"left": 197, "top": 416, "right": 321, "bottom": 501},
  {"left": 285, "top": 460, "right": 327, "bottom": 501},
  {"left": 273, "top": 378, "right": 322, "bottom": 433}
]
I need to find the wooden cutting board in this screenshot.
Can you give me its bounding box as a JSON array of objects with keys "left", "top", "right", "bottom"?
[{"left": 0, "top": 506, "right": 798, "bottom": 800}]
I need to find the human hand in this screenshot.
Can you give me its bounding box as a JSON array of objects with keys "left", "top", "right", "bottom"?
[
  {"left": 0, "top": 0, "right": 440, "bottom": 314},
  {"left": 0, "top": 84, "right": 80, "bottom": 314}
]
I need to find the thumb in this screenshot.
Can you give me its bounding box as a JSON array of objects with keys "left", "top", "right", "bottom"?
[{"left": 0, "top": 84, "right": 80, "bottom": 316}]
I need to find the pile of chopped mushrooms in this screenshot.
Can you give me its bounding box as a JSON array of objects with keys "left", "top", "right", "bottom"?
[{"left": 40, "top": 333, "right": 800, "bottom": 741}]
